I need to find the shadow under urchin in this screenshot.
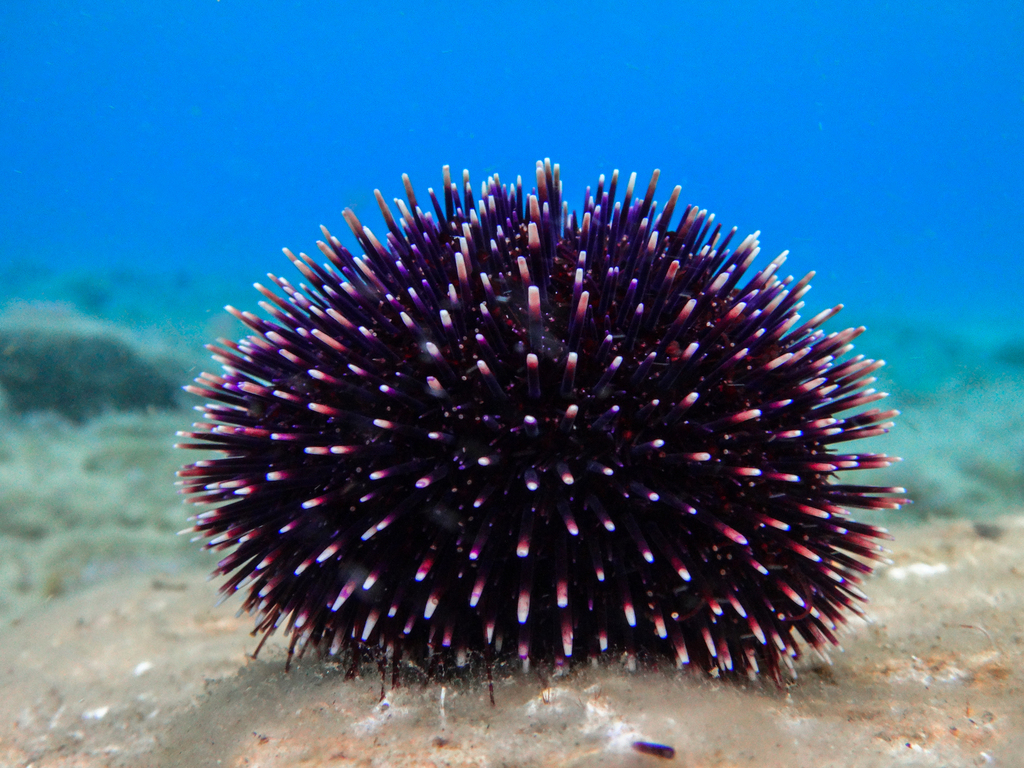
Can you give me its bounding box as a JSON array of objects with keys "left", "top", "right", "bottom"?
[{"left": 177, "top": 159, "right": 906, "bottom": 688}]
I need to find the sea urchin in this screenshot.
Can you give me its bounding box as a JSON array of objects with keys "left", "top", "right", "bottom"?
[{"left": 178, "top": 160, "right": 905, "bottom": 685}]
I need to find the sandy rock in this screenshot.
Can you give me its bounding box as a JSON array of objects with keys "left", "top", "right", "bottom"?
[{"left": 2, "top": 516, "right": 1023, "bottom": 766}]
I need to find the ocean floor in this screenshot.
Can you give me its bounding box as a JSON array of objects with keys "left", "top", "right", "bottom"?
[
  {"left": 0, "top": 290, "right": 1022, "bottom": 767},
  {"left": 1, "top": 514, "right": 1023, "bottom": 767}
]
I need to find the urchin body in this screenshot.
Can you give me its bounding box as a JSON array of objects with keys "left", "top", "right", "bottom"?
[{"left": 178, "top": 160, "right": 904, "bottom": 683}]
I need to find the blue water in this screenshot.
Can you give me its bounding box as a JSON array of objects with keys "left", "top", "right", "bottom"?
[{"left": 2, "top": 1, "right": 1022, "bottom": 321}]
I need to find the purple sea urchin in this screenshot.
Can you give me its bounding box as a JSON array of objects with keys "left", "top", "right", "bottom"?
[{"left": 178, "top": 160, "right": 905, "bottom": 685}]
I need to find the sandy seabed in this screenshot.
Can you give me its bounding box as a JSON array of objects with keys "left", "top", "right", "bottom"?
[
  {"left": 1, "top": 300, "right": 1022, "bottom": 767},
  {"left": 1, "top": 515, "right": 1022, "bottom": 768}
]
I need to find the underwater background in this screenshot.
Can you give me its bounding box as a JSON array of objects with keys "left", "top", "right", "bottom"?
[
  {"left": 1, "top": 2, "right": 1023, "bottom": 766},
  {"left": 4, "top": 1, "right": 1023, "bottom": 321}
]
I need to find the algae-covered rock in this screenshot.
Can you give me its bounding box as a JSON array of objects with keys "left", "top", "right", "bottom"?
[{"left": 0, "top": 304, "right": 184, "bottom": 421}]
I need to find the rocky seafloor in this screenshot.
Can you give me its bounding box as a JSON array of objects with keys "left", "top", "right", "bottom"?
[
  {"left": 0, "top": 299, "right": 1022, "bottom": 767},
  {"left": 1, "top": 515, "right": 1023, "bottom": 767}
]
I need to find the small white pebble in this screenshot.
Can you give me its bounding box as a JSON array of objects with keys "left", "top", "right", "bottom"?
[
  {"left": 887, "top": 562, "right": 949, "bottom": 580},
  {"left": 82, "top": 706, "right": 109, "bottom": 720},
  {"left": 133, "top": 661, "right": 154, "bottom": 676}
]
